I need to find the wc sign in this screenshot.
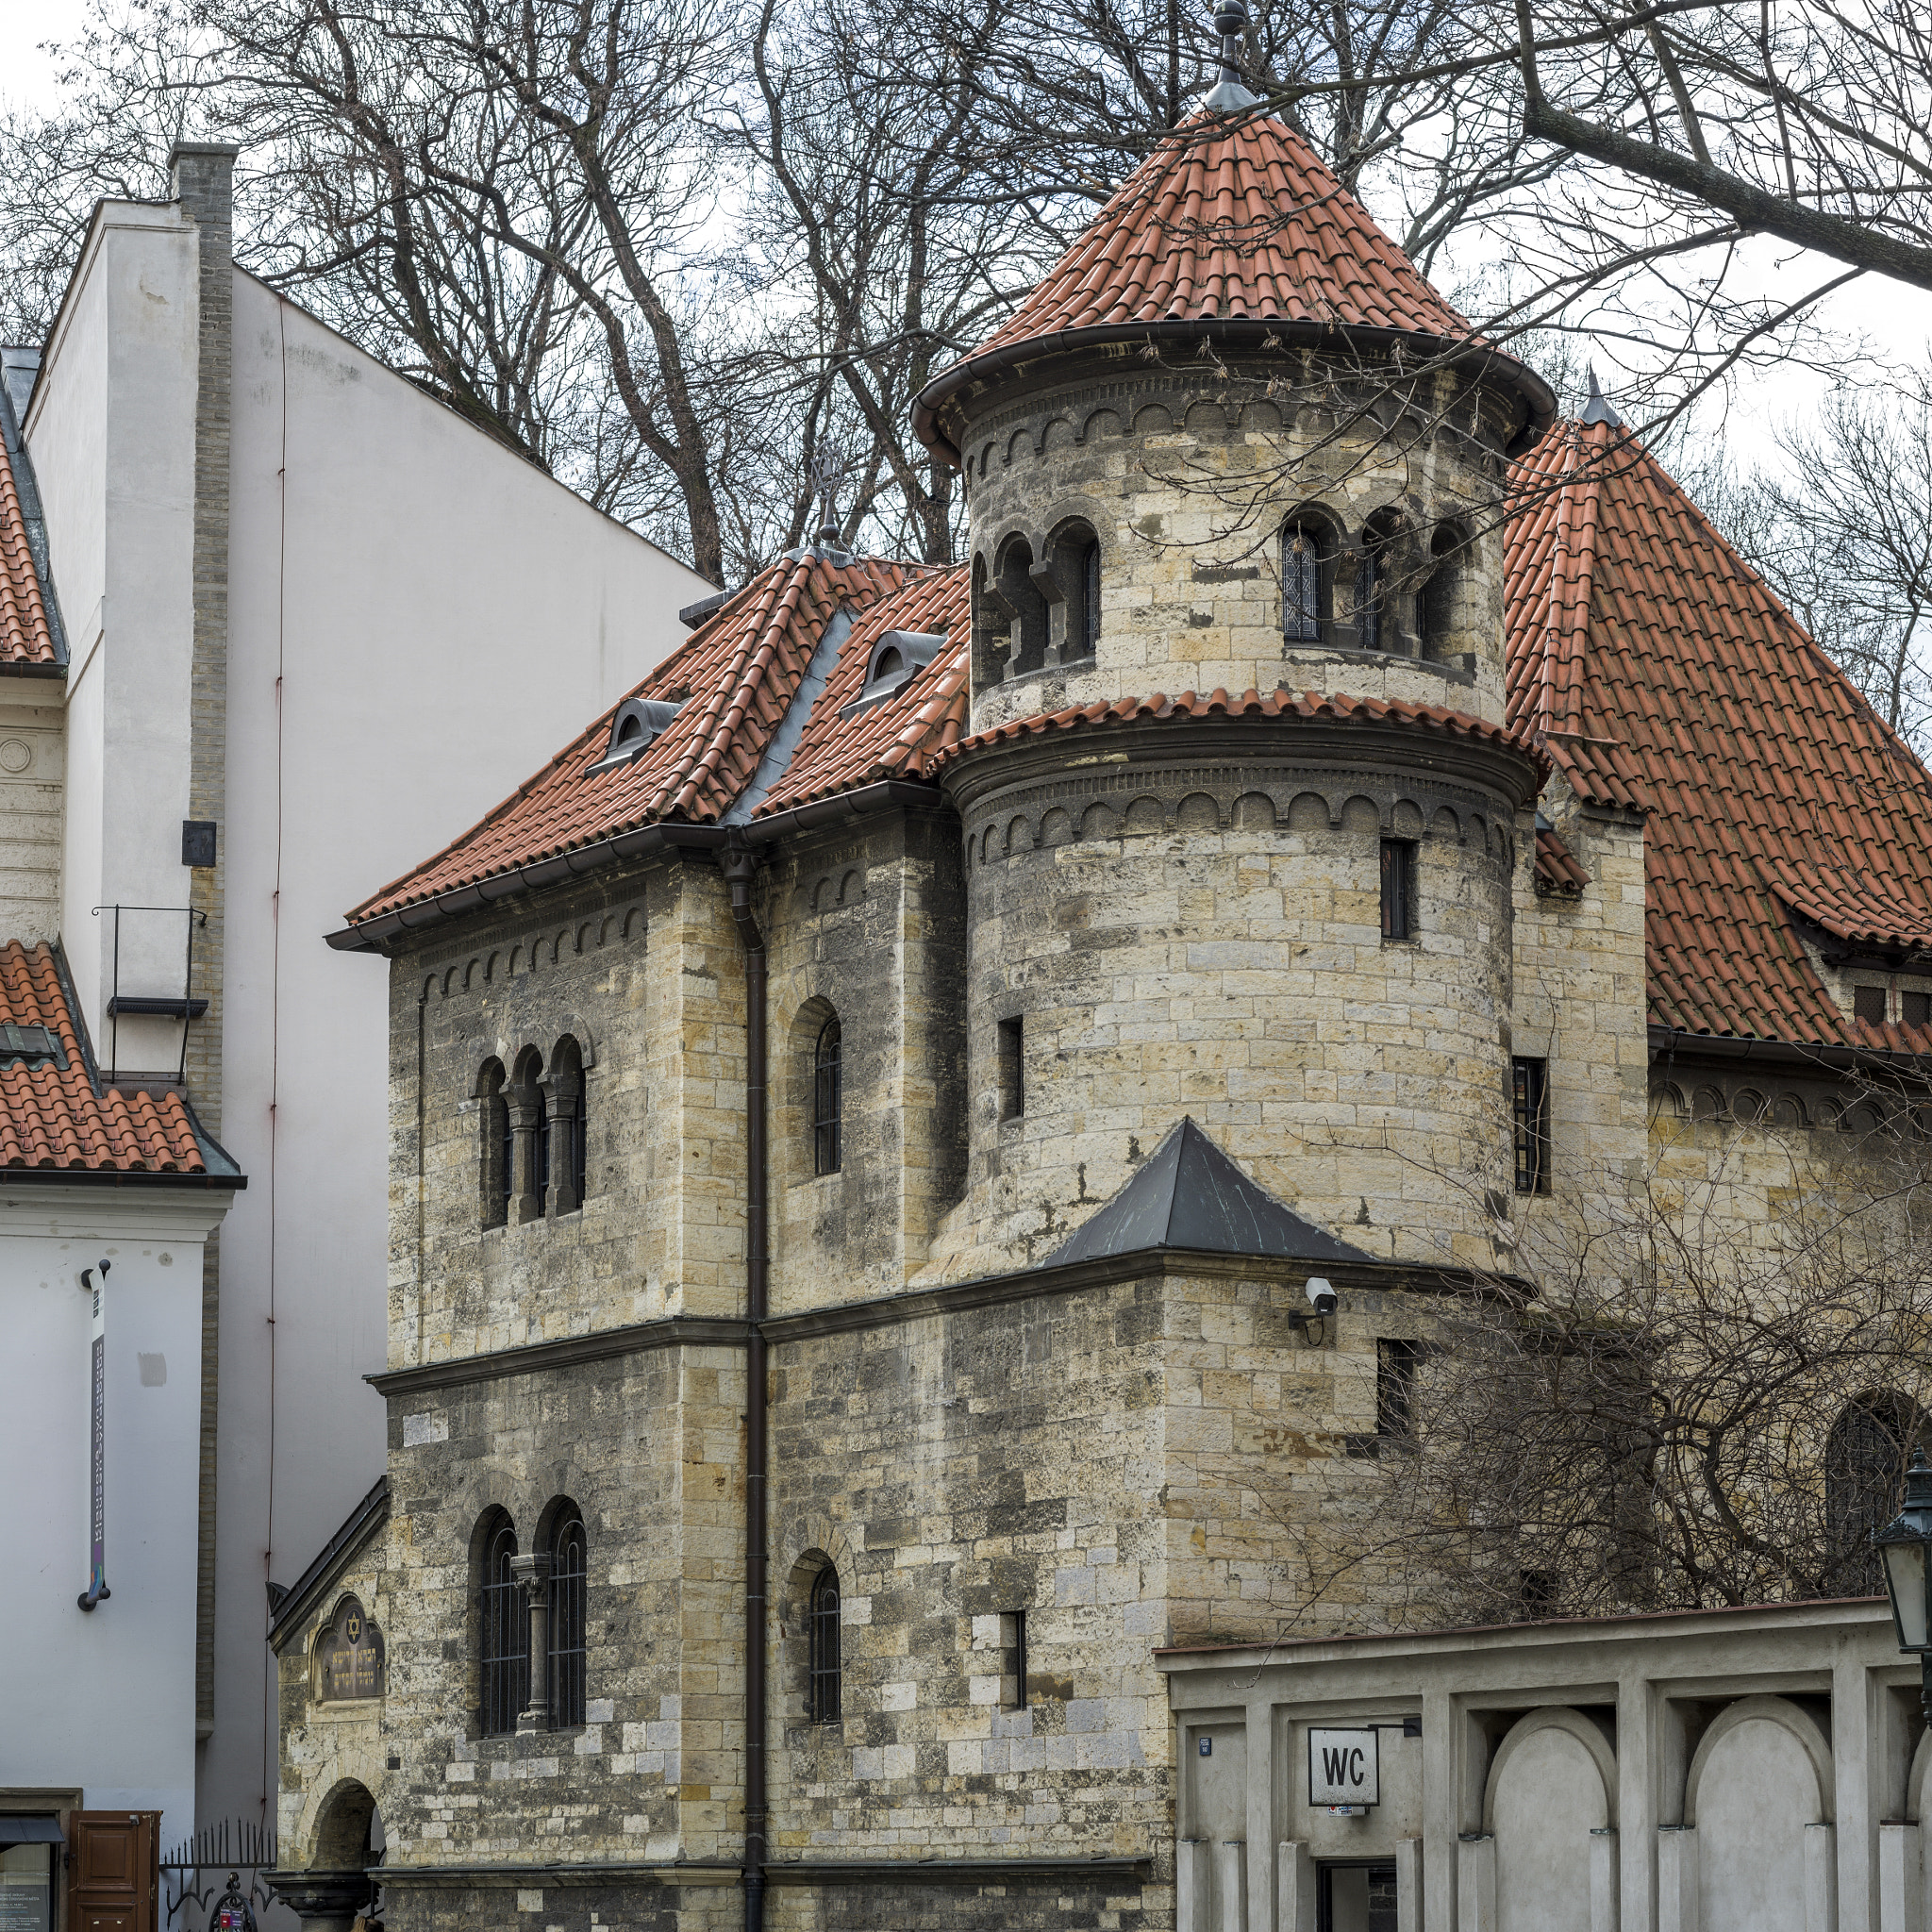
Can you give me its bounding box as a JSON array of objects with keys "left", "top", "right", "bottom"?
[{"left": 1308, "top": 1727, "right": 1380, "bottom": 1807}]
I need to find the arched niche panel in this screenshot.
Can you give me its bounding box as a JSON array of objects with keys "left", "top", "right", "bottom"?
[
  {"left": 1482, "top": 1707, "right": 1615, "bottom": 1932},
  {"left": 1683, "top": 1695, "right": 1833, "bottom": 1932}
]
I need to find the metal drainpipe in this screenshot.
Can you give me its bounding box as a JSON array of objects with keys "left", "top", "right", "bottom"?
[{"left": 720, "top": 844, "right": 769, "bottom": 1932}]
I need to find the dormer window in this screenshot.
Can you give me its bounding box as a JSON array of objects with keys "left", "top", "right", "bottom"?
[
  {"left": 846, "top": 629, "right": 946, "bottom": 713},
  {"left": 0, "top": 1023, "right": 58, "bottom": 1065},
  {"left": 591, "top": 697, "right": 682, "bottom": 771}
]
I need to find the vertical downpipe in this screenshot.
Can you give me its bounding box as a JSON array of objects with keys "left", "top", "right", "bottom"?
[{"left": 721, "top": 845, "right": 768, "bottom": 1932}]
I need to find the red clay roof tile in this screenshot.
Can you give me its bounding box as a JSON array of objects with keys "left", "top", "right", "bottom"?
[
  {"left": 0, "top": 941, "right": 210, "bottom": 1172},
  {"left": 1509, "top": 420, "right": 1932, "bottom": 1046},
  {"left": 916, "top": 112, "right": 1553, "bottom": 459},
  {"left": 0, "top": 435, "right": 58, "bottom": 668}
]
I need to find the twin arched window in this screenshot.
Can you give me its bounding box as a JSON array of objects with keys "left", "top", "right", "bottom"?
[
  {"left": 478, "top": 1040, "right": 588, "bottom": 1227},
  {"left": 1282, "top": 515, "right": 1462, "bottom": 658},
  {"left": 972, "top": 525, "right": 1102, "bottom": 684},
  {"left": 477, "top": 1504, "right": 590, "bottom": 1736}
]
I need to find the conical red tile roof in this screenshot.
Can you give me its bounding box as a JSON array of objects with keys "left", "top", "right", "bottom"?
[
  {"left": 1508, "top": 419, "right": 1932, "bottom": 1048},
  {"left": 914, "top": 112, "right": 1554, "bottom": 461}
]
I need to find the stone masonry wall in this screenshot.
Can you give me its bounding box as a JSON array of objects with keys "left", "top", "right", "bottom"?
[
  {"left": 929, "top": 719, "right": 1536, "bottom": 1275},
  {"left": 956, "top": 352, "right": 1519, "bottom": 738}
]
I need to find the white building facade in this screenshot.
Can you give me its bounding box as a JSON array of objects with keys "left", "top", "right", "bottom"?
[{"left": 0, "top": 136, "right": 708, "bottom": 1906}]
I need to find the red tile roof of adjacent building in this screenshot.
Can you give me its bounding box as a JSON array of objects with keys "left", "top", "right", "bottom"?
[
  {"left": 753, "top": 569, "right": 971, "bottom": 818},
  {"left": 913, "top": 112, "right": 1554, "bottom": 460},
  {"left": 345, "top": 448, "right": 1932, "bottom": 1059},
  {"left": 1508, "top": 419, "right": 1932, "bottom": 1048},
  {"left": 0, "top": 435, "right": 58, "bottom": 669},
  {"left": 351, "top": 552, "right": 941, "bottom": 923},
  {"left": 0, "top": 941, "right": 220, "bottom": 1174}
]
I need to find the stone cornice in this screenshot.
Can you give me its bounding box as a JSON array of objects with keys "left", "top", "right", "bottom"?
[
  {"left": 369, "top": 1250, "right": 1512, "bottom": 1397},
  {"left": 939, "top": 708, "right": 1542, "bottom": 821}
]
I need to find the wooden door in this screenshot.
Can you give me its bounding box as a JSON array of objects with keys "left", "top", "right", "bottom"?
[{"left": 66, "top": 1813, "right": 157, "bottom": 1932}]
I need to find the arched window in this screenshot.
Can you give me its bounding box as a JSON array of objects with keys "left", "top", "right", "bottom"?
[
  {"left": 1046, "top": 523, "right": 1101, "bottom": 664},
  {"left": 478, "top": 1512, "right": 527, "bottom": 1736},
  {"left": 1826, "top": 1396, "right": 1923, "bottom": 1591},
  {"left": 971, "top": 554, "right": 1004, "bottom": 687},
  {"left": 1282, "top": 522, "right": 1325, "bottom": 643},
  {"left": 808, "top": 1565, "right": 841, "bottom": 1723},
  {"left": 1354, "top": 531, "right": 1387, "bottom": 652},
  {"left": 1421, "top": 524, "right": 1463, "bottom": 658},
  {"left": 509, "top": 1047, "right": 546, "bottom": 1224},
  {"left": 533, "top": 1090, "right": 551, "bottom": 1217},
  {"left": 548, "top": 1507, "right": 588, "bottom": 1729},
  {"left": 478, "top": 1058, "right": 508, "bottom": 1229},
  {"left": 995, "top": 537, "right": 1051, "bottom": 676},
  {"left": 545, "top": 1038, "right": 587, "bottom": 1215},
  {"left": 813, "top": 1017, "right": 842, "bottom": 1174}
]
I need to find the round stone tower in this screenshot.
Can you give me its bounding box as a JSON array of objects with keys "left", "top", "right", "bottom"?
[{"left": 915, "top": 88, "right": 1554, "bottom": 1268}]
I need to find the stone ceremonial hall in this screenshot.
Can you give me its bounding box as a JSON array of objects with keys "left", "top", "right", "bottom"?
[{"left": 263, "top": 81, "right": 1932, "bottom": 1932}]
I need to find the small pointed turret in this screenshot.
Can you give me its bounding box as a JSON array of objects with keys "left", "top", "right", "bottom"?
[
  {"left": 1580, "top": 364, "right": 1624, "bottom": 426},
  {"left": 1203, "top": 0, "right": 1261, "bottom": 112}
]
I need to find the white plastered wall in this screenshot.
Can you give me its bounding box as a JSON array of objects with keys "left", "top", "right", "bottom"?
[
  {"left": 21, "top": 213, "right": 710, "bottom": 1838},
  {"left": 0, "top": 1189, "right": 232, "bottom": 1858},
  {"left": 205, "top": 271, "right": 708, "bottom": 1824}
]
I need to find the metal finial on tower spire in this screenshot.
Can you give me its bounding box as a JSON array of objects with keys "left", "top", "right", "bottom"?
[
  {"left": 1580, "top": 364, "right": 1623, "bottom": 427},
  {"left": 1203, "top": 0, "right": 1260, "bottom": 112}
]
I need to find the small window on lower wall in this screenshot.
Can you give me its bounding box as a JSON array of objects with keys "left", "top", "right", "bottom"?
[
  {"left": 1001, "top": 1609, "right": 1028, "bottom": 1709},
  {"left": 808, "top": 1566, "right": 841, "bottom": 1724},
  {"left": 998, "top": 1016, "right": 1024, "bottom": 1121},
  {"left": 1376, "top": 1339, "right": 1422, "bottom": 1442},
  {"left": 1512, "top": 1057, "right": 1550, "bottom": 1194},
  {"left": 1379, "top": 840, "right": 1416, "bottom": 941}
]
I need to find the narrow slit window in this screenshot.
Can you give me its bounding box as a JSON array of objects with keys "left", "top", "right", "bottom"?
[
  {"left": 1002, "top": 1608, "right": 1028, "bottom": 1710},
  {"left": 1376, "top": 1338, "right": 1423, "bottom": 1441},
  {"left": 1512, "top": 1056, "right": 1550, "bottom": 1195},
  {"left": 1284, "top": 525, "right": 1322, "bottom": 643},
  {"left": 479, "top": 1059, "right": 509, "bottom": 1229},
  {"left": 1379, "top": 840, "right": 1416, "bottom": 942},
  {"left": 998, "top": 1015, "right": 1024, "bottom": 1122},
  {"left": 813, "top": 1017, "right": 842, "bottom": 1175},
  {"left": 533, "top": 1091, "right": 551, "bottom": 1216},
  {"left": 1081, "top": 541, "right": 1101, "bottom": 656},
  {"left": 808, "top": 1565, "right": 841, "bottom": 1723}
]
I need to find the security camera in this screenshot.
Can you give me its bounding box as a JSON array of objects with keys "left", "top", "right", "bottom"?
[{"left": 1306, "top": 1276, "right": 1338, "bottom": 1316}]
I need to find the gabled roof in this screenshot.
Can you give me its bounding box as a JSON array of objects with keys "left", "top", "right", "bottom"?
[
  {"left": 1048, "top": 1116, "right": 1374, "bottom": 1268},
  {"left": 0, "top": 385, "right": 61, "bottom": 674},
  {"left": 267, "top": 1474, "right": 390, "bottom": 1650},
  {"left": 914, "top": 113, "right": 1555, "bottom": 461},
  {"left": 1507, "top": 421, "right": 1932, "bottom": 1048},
  {"left": 0, "top": 941, "right": 239, "bottom": 1178},
  {"left": 348, "top": 553, "right": 968, "bottom": 925}
]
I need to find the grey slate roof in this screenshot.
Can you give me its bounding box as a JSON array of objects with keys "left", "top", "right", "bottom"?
[{"left": 1046, "top": 1117, "right": 1374, "bottom": 1268}]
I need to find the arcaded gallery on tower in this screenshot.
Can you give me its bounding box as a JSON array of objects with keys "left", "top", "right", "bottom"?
[{"left": 262, "top": 60, "right": 1932, "bottom": 1932}]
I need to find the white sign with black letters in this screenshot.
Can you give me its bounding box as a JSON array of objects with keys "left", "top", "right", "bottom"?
[{"left": 1308, "top": 1727, "right": 1380, "bottom": 1807}]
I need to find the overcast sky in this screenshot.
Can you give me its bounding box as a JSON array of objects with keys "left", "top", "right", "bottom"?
[{"left": 3, "top": 0, "right": 1928, "bottom": 482}]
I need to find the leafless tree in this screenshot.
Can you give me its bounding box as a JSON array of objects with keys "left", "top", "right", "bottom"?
[
  {"left": 1280, "top": 1119, "right": 1932, "bottom": 1633},
  {"left": 1680, "top": 381, "right": 1932, "bottom": 755}
]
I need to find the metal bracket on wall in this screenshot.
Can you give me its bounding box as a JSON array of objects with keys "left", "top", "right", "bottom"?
[{"left": 91, "top": 905, "right": 209, "bottom": 1088}]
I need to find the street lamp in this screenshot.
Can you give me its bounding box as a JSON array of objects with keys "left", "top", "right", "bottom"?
[{"left": 1875, "top": 1448, "right": 1932, "bottom": 1724}]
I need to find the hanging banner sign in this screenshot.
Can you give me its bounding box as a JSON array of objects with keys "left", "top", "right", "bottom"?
[
  {"left": 1308, "top": 1726, "right": 1379, "bottom": 1807},
  {"left": 77, "top": 1260, "right": 110, "bottom": 1610}
]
